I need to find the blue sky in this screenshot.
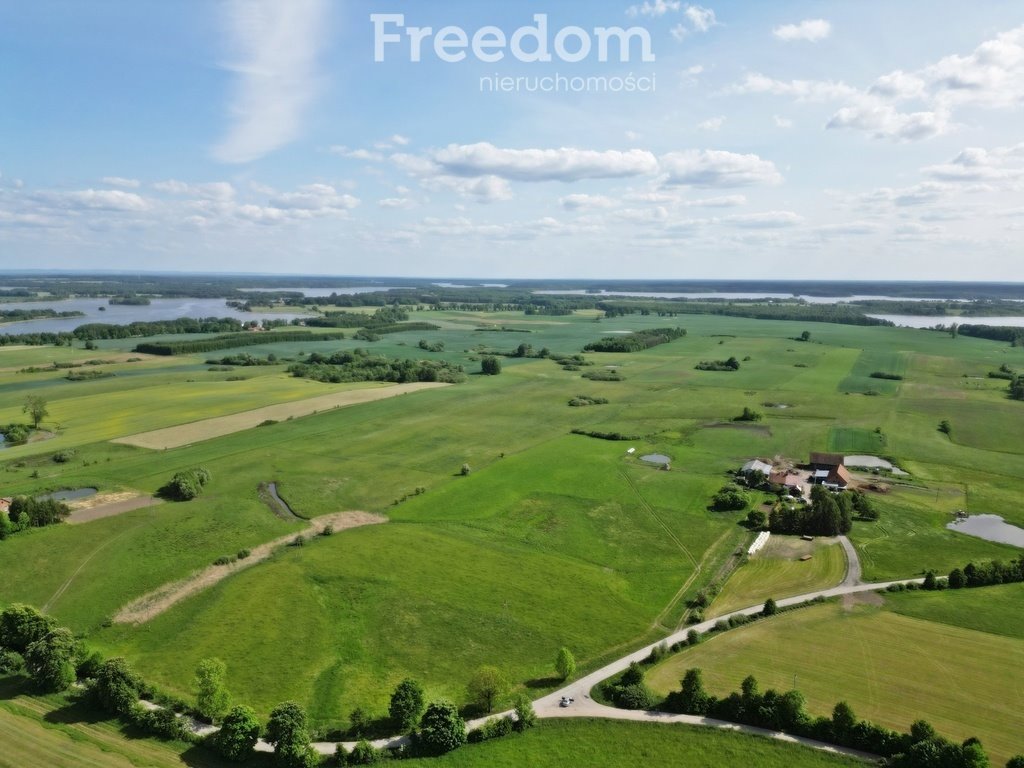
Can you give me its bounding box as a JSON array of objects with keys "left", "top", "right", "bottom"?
[{"left": 1, "top": 0, "right": 1023, "bottom": 279}]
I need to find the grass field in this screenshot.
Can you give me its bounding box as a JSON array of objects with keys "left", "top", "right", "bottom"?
[
  {"left": 708, "top": 537, "right": 847, "bottom": 617},
  {"left": 849, "top": 484, "right": 1022, "bottom": 581},
  {"left": 827, "top": 427, "right": 886, "bottom": 454},
  {"left": 886, "top": 581, "right": 1024, "bottom": 640},
  {"left": 648, "top": 593, "right": 1024, "bottom": 764},
  {"left": 93, "top": 436, "right": 738, "bottom": 726},
  {"left": 112, "top": 382, "right": 450, "bottom": 449},
  {"left": 1, "top": 308, "right": 1023, "bottom": 745},
  {"left": 0, "top": 679, "right": 862, "bottom": 768},
  {"left": 404, "top": 719, "right": 864, "bottom": 768},
  {"left": 0, "top": 678, "right": 229, "bottom": 768}
]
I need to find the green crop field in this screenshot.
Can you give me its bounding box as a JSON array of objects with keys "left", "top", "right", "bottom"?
[
  {"left": 1, "top": 307, "right": 1023, "bottom": 753},
  {"left": 0, "top": 679, "right": 229, "bottom": 768},
  {"left": 403, "top": 719, "right": 864, "bottom": 768},
  {"left": 886, "top": 581, "right": 1024, "bottom": 640},
  {"left": 708, "top": 537, "right": 847, "bottom": 617},
  {"left": 647, "top": 591, "right": 1024, "bottom": 764},
  {"left": 826, "top": 427, "right": 886, "bottom": 454}
]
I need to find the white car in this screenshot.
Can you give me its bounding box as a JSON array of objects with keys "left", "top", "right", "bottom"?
[{"left": 559, "top": 696, "right": 574, "bottom": 707}]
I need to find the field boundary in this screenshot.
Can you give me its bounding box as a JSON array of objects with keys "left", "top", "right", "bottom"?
[{"left": 110, "top": 382, "right": 452, "bottom": 450}]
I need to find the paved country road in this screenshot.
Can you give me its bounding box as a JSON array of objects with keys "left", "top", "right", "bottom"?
[
  {"left": 286, "top": 577, "right": 922, "bottom": 760},
  {"left": 838, "top": 535, "right": 863, "bottom": 586}
]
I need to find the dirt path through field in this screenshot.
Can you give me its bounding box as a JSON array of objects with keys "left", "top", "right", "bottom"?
[
  {"left": 110, "top": 382, "right": 451, "bottom": 450},
  {"left": 42, "top": 521, "right": 149, "bottom": 613},
  {"left": 112, "top": 511, "right": 386, "bottom": 625}
]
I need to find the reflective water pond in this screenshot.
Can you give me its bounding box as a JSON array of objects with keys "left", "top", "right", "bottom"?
[{"left": 947, "top": 514, "right": 1024, "bottom": 548}]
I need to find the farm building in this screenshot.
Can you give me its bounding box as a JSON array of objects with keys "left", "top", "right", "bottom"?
[
  {"left": 769, "top": 471, "right": 803, "bottom": 491},
  {"left": 740, "top": 459, "right": 774, "bottom": 476},
  {"left": 808, "top": 453, "right": 851, "bottom": 490},
  {"left": 809, "top": 452, "right": 845, "bottom": 470}
]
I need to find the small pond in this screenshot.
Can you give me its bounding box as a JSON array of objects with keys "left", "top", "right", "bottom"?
[
  {"left": 947, "top": 514, "right": 1024, "bottom": 548},
  {"left": 38, "top": 487, "right": 99, "bottom": 503},
  {"left": 640, "top": 454, "right": 672, "bottom": 465}
]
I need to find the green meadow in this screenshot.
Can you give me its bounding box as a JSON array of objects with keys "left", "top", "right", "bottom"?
[
  {"left": 708, "top": 538, "right": 847, "bottom": 617},
  {"left": 0, "top": 679, "right": 863, "bottom": 768},
  {"left": 402, "top": 719, "right": 864, "bottom": 768},
  {"left": 647, "top": 586, "right": 1024, "bottom": 765},
  {"left": 1, "top": 308, "right": 1022, "bottom": 739}
]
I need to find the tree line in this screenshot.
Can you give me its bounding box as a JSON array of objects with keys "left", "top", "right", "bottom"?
[
  {"left": 288, "top": 349, "right": 466, "bottom": 385},
  {"left": 583, "top": 327, "right": 686, "bottom": 353},
  {"left": 0, "top": 317, "right": 255, "bottom": 348},
  {"left": 136, "top": 330, "right": 346, "bottom": 356},
  {"left": 0, "top": 308, "right": 84, "bottom": 321},
  {"left": 598, "top": 300, "right": 896, "bottom": 327},
  {"left": 936, "top": 323, "right": 1024, "bottom": 346},
  {"left": 665, "top": 668, "right": 996, "bottom": 768}
]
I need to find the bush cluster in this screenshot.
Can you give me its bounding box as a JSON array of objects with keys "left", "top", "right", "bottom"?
[
  {"left": 695, "top": 357, "right": 740, "bottom": 372},
  {"left": 568, "top": 395, "right": 609, "bottom": 407},
  {"left": 570, "top": 428, "right": 642, "bottom": 441},
  {"left": 160, "top": 467, "right": 211, "bottom": 501}
]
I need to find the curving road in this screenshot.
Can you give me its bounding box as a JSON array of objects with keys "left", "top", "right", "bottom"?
[
  {"left": 289, "top": 576, "right": 922, "bottom": 759},
  {"left": 837, "top": 535, "right": 862, "bottom": 587}
]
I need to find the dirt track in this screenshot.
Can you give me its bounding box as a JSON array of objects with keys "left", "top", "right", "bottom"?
[
  {"left": 110, "top": 382, "right": 451, "bottom": 450},
  {"left": 66, "top": 492, "right": 162, "bottom": 524},
  {"left": 112, "top": 511, "right": 386, "bottom": 625}
]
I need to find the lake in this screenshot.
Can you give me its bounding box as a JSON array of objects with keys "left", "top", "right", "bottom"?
[
  {"left": 866, "top": 315, "right": 1024, "bottom": 328},
  {"left": 0, "top": 298, "right": 314, "bottom": 334},
  {"left": 238, "top": 286, "right": 409, "bottom": 297},
  {"left": 947, "top": 514, "right": 1024, "bottom": 547}
]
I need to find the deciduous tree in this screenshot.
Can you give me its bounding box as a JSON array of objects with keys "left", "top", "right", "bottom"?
[
  {"left": 512, "top": 695, "right": 536, "bottom": 732},
  {"left": 418, "top": 700, "right": 466, "bottom": 755},
  {"left": 554, "top": 647, "right": 576, "bottom": 681},
  {"left": 0, "top": 604, "right": 57, "bottom": 654},
  {"left": 215, "top": 705, "right": 261, "bottom": 762},
  {"left": 468, "top": 665, "right": 509, "bottom": 713},
  {"left": 23, "top": 395, "right": 48, "bottom": 429},
  {"left": 24, "top": 628, "right": 78, "bottom": 692},
  {"left": 266, "top": 701, "right": 316, "bottom": 768},
  {"left": 194, "top": 657, "right": 230, "bottom": 721},
  {"left": 389, "top": 678, "right": 425, "bottom": 732},
  {"left": 93, "top": 658, "right": 143, "bottom": 715}
]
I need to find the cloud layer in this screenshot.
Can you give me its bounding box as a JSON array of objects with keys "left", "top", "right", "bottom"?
[{"left": 212, "top": 0, "right": 328, "bottom": 164}]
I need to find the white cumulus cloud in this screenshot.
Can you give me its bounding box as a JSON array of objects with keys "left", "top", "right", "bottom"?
[
  {"left": 660, "top": 150, "right": 783, "bottom": 187},
  {"left": 102, "top": 177, "right": 140, "bottom": 189},
  {"left": 922, "top": 144, "right": 1024, "bottom": 182},
  {"left": 773, "top": 19, "right": 832, "bottom": 43},
  {"left": 432, "top": 143, "right": 660, "bottom": 182},
  {"left": 626, "top": 0, "right": 681, "bottom": 18}
]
